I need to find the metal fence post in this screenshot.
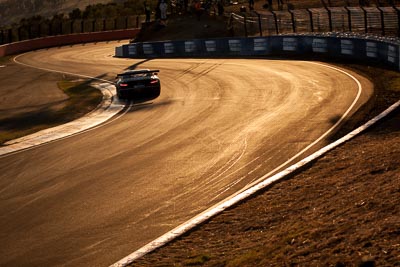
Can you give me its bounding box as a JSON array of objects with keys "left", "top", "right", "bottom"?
[
  {"left": 325, "top": 7, "right": 333, "bottom": 32},
  {"left": 396, "top": 7, "right": 400, "bottom": 37},
  {"left": 228, "top": 13, "right": 234, "bottom": 36},
  {"left": 49, "top": 21, "right": 52, "bottom": 36},
  {"left": 8, "top": 29, "right": 12, "bottom": 43},
  {"left": 307, "top": 9, "right": 314, "bottom": 32},
  {"left": 257, "top": 12, "right": 262, "bottom": 36},
  {"left": 289, "top": 10, "right": 296, "bottom": 33},
  {"left": 27, "top": 25, "right": 31, "bottom": 39},
  {"left": 38, "top": 23, "right": 42, "bottom": 37},
  {"left": 272, "top": 11, "right": 279, "bottom": 34},
  {"left": 17, "top": 27, "right": 21, "bottom": 41},
  {"left": 345, "top": 7, "right": 352, "bottom": 32},
  {"left": 378, "top": 7, "right": 385, "bottom": 36},
  {"left": 362, "top": 7, "right": 368, "bottom": 33},
  {"left": 243, "top": 14, "right": 248, "bottom": 37}
]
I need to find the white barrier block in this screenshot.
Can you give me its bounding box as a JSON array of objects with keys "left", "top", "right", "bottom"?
[
  {"left": 228, "top": 40, "right": 241, "bottom": 52},
  {"left": 164, "top": 43, "right": 174, "bottom": 54},
  {"left": 366, "top": 42, "right": 377, "bottom": 58},
  {"left": 185, "top": 41, "right": 196, "bottom": 53},
  {"left": 388, "top": 45, "right": 396, "bottom": 63},
  {"left": 128, "top": 45, "right": 137, "bottom": 56},
  {"left": 205, "top": 40, "right": 217, "bottom": 52},
  {"left": 341, "top": 40, "right": 353, "bottom": 55},
  {"left": 312, "top": 38, "right": 327, "bottom": 53},
  {"left": 143, "top": 44, "right": 154, "bottom": 55},
  {"left": 283, "top": 37, "right": 297, "bottom": 51},
  {"left": 253, "top": 38, "right": 267, "bottom": 51}
]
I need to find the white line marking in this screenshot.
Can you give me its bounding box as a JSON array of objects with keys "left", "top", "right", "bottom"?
[
  {"left": 13, "top": 53, "right": 112, "bottom": 83},
  {"left": 112, "top": 99, "right": 400, "bottom": 267},
  {"left": 110, "top": 62, "right": 369, "bottom": 267},
  {"left": 0, "top": 53, "right": 129, "bottom": 158}
]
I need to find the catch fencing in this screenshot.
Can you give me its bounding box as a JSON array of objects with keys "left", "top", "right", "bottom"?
[
  {"left": 0, "top": 15, "right": 149, "bottom": 45},
  {"left": 229, "top": 6, "right": 400, "bottom": 37}
]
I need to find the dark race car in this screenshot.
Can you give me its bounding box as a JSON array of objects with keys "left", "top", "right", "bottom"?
[{"left": 115, "top": 69, "right": 161, "bottom": 100}]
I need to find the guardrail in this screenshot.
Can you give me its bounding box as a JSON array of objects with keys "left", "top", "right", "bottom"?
[
  {"left": 115, "top": 34, "right": 400, "bottom": 70},
  {"left": 0, "top": 29, "right": 139, "bottom": 57}
]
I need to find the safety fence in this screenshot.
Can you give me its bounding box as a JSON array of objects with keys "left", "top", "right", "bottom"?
[
  {"left": 115, "top": 34, "right": 400, "bottom": 71},
  {"left": 0, "top": 15, "right": 148, "bottom": 45},
  {"left": 229, "top": 6, "right": 400, "bottom": 37}
]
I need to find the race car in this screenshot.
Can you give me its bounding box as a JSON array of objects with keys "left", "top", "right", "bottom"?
[{"left": 115, "top": 69, "right": 161, "bottom": 100}]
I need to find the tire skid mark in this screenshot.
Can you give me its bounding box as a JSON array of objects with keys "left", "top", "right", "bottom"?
[{"left": 110, "top": 61, "right": 373, "bottom": 267}]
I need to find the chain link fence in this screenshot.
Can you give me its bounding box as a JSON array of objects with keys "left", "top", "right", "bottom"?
[
  {"left": 228, "top": 6, "right": 400, "bottom": 37},
  {"left": 2, "top": 3, "right": 400, "bottom": 45}
]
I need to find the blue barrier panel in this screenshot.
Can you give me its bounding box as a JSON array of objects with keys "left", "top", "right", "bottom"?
[
  {"left": 241, "top": 38, "right": 256, "bottom": 56},
  {"left": 385, "top": 43, "right": 399, "bottom": 67},
  {"left": 312, "top": 37, "right": 329, "bottom": 53},
  {"left": 198, "top": 39, "right": 227, "bottom": 57},
  {"left": 184, "top": 39, "right": 202, "bottom": 56},
  {"left": 214, "top": 38, "right": 230, "bottom": 56},
  {"left": 227, "top": 39, "right": 242, "bottom": 56},
  {"left": 115, "top": 35, "right": 400, "bottom": 70},
  {"left": 203, "top": 39, "right": 220, "bottom": 55},
  {"left": 164, "top": 42, "right": 175, "bottom": 55},
  {"left": 251, "top": 37, "right": 270, "bottom": 55},
  {"left": 127, "top": 43, "right": 139, "bottom": 57},
  {"left": 142, "top": 42, "right": 164, "bottom": 57}
]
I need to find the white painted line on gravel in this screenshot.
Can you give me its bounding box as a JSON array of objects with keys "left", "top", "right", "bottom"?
[
  {"left": 0, "top": 54, "right": 128, "bottom": 158},
  {"left": 110, "top": 65, "right": 399, "bottom": 267}
]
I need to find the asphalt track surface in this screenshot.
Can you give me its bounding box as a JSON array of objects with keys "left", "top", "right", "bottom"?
[{"left": 0, "top": 41, "right": 373, "bottom": 266}]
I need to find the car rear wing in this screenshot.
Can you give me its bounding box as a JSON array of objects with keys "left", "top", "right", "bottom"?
[{"left": 117, "top": 69, "right": 159, "bottom": 76}]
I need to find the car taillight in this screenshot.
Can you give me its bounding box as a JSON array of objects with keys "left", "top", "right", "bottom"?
[
  {"left": 150, "top": 79, "right": 158, "bottom": 84},
  {"left": 119, "top": 83, "right": 128, "bottom": 87}
]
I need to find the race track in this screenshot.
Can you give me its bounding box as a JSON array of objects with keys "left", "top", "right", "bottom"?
[{"left": 0, "top": 41, "right": 373, "bottom": 266}]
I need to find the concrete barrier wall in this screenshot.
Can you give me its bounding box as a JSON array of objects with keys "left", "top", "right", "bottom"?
[
  {"left": 0, "top": 28, "right": 139, "bottom": 57},
  {"left": 115, "top": 34, "right": 400, "bottom": 70}
]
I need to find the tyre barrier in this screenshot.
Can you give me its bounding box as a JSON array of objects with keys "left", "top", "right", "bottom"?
[{"left": 115, "top": 33, "right": 400, "bottom": 71}]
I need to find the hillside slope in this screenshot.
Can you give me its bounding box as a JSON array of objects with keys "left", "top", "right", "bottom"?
[{"left": 0, "top": 0, "right": 122, "bottom": 27}]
